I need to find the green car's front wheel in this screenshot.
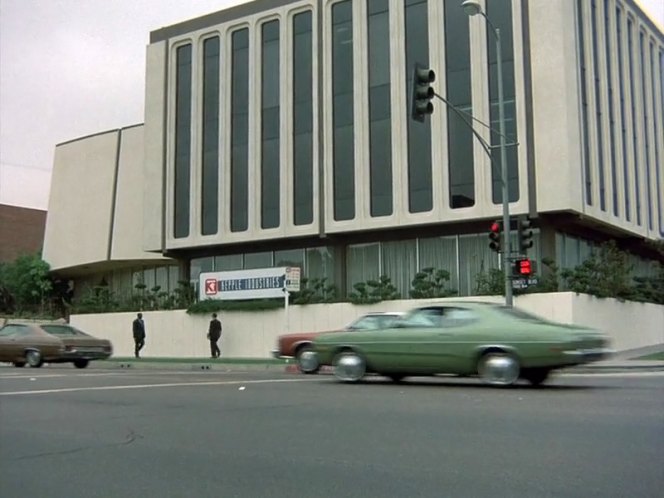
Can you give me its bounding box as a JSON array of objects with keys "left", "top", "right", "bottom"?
[
  {"left": 477, "top": 352, "right": 520, "bottom": 386},
  {"left": 333, "top": 351, "right": 366, "bottom": 383}
]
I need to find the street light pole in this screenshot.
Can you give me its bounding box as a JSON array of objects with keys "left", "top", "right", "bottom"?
[{"left": 462, "top": 1, "right": 513, "bottom": 306}]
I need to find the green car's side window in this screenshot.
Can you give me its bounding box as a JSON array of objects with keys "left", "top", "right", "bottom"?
[{"left": 439, "top": 308, "right": 479, "bottom": 328}]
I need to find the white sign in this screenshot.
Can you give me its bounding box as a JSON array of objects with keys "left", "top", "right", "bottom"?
[
  {"left": 285, "top": 267, "right": 301, "bottom": 292},
  {"left": 199, "top": 267, "right": 301, "bottom": 301}
]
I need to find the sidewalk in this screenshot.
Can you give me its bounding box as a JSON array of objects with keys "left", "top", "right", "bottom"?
[{"left": 93, "top": 351, "right": 664, "bottom": 374}]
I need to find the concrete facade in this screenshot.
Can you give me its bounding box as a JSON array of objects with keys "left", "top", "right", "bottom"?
[{"left": 68, "top": 293, "right": 664, "bottom": 359}]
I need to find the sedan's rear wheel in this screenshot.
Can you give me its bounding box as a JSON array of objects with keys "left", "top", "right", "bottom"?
[
  {"left": 477, "top": 352, "right": 519, "bottom": 386},
  {"left": 333, "top": 351, "right": 366, "bottom": 383},
  {"left": 73, "top": 359, "right": 90, "bottom": 369},
  {"left": 296, "top": 346, "right": 319, "bottom": 374},
  {"left": 25, "top": 350, "right": 43, "bottom": 368}
]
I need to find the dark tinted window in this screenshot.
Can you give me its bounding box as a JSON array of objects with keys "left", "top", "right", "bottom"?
[
  {"left": 202, "top": 37, "right": 220, "bottom": 235},
  {"left": 368, "top": 0, "right": 393, "bottom": 217},
  {"left": 293, "top": 11, "right": 314, "bottom": 225},
  {"left": 261, "top": 20, "right": 281, "bottom": 229},
  {"left": 231, "top": 29, "right": 249, "bottom": 232},
  {"left": 332, "top": 0, "right": 355, "bottom": 221},
  {"left": 405, "top": 0, "right": 432, "bottom": 213},
  {"left": 174, "top": 44, "right": 192, "bottom": 238},
  {"left": 487, "top": 0, "right": 519, "bottom": 204},
  {"left": 445, "top": 1, "right": 474, "bottom": 208}
]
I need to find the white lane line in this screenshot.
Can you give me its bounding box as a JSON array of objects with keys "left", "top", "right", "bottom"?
[
  {"left": 0, "top": 373, "right": 128, "bottom": 380},
  {"left": 0, "top": 377, "right": 317, "bottom": 396}
]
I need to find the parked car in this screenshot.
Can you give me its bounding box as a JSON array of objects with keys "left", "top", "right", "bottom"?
[
  {"left": 0, "top": 323, "right": 64, "bottom": 367},
  {"left": 0, "top": 323, "right": 112, "bottom": 368},
  {"left": 272, "top": 312, "right": 404, "bottom": 373},
  {"left": 39, "top": 324, "right": 113, "bottom": 368},
  {"left": 312, "top": 302, "right": 613, "bottom": 387}
]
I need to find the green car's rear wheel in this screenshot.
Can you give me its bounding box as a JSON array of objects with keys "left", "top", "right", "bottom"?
[
  {"left": 477, "top": 352, "right": 520, "bottom": 386},
  {"left": 333, "top": 351, "right": 366, "bottom": 383}
]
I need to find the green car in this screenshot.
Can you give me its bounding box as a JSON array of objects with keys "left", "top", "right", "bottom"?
[{"left": 312, "top": 302, "right": 612, "bottom": 386}]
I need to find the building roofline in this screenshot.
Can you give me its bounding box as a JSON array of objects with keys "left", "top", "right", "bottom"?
[
  {"left": 55, "top": 124, "right": 143, "bottom": 148},
  {"left": 149, "top": 0, "right": 302, "bottom": 43}
]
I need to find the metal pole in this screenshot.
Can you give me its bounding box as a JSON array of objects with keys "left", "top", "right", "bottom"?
[{"left": 496, "top": 28, "right": 513, "bottom": 307}]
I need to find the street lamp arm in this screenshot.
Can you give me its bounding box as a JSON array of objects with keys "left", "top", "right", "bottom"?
[{"left": 434, "top": 92, "right": 493, "bottom": 158}]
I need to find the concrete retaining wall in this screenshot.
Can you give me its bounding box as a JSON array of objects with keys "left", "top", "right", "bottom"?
[{"left": 67, "top": 293, "right": 664, "bottom": 359}]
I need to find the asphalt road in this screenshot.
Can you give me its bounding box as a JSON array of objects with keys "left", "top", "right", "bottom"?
[{"left": 1, "top": 367, "right": 662, "bottom": 498}]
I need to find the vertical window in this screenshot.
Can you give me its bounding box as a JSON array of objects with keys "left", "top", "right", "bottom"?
[
  {"left": 368, "top": 0, "right": 393, "bottom": 217},
  {"left": 346, "top": 243, "right": 379, "bottom": 293},
  {"left": 445, "top": 1, "right": 474, "bottom": 208},
  {"left": 640, "top": 32, "right": 653, "bottom": 230},
  {"left": 578, "top": 1, "right": 592, "bottom": 206},
  {"left": 616, "top": 7, "right": 630, "bottom": 220},
  {"left": 231, "top": 29, "right": 249, "bottom": 232},
  {"left": 590, "top": 0, "right": 605, "bottom": 211},
  {"left": 604, "top": 1, "right": 618, "bottom": 216},
  {"left": 293, "top": 11, "right": 314, "bottom": 225},
  {"left": 381, "top": 240, "right": 416, "bottom": 298},
  {"left": 202, "top": 37, "right": 220, "bottom": 235},
  {"left": 405, "top": 0, "right": 432, "bottom": 213},
  {"left": 174, "top": 44, "right": 192, "bottom": 238},
  {"left": 627, "top": 18, "right": 641, "bottom": 225},
  {"left": 244, "top": 251, "right": 273, "bottom": 269},
  {"left": 261, "top": 20, "right": 280, "bottom": 229},
  {"left": 658, "top": 49, "right": 664, "bottom": 235},
  {"left": 332, "top": 1, "right": 355, "bottom": 221},
  {"left": 487, "top": 0, "right": 519, "bottom": 204}
]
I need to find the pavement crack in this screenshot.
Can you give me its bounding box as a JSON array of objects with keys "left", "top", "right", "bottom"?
[{"left": 13, "top": 428, "right": 144, "bottom": 461}]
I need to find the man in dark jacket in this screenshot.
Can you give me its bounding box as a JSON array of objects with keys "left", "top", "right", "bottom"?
[
  {"left": 133, "top": 312, "right": 146, "bottom": 358},
  {"left": 208, "top": 313, "right": 222, "bottom": 358}
]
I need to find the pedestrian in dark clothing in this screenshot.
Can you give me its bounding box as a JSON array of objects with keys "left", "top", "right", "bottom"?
[
  {"left": 133, "top": 312, "right": 146, "bottom": 358},
  {"left": 208, "top": 313, "right": 222, "bottom": 358}
]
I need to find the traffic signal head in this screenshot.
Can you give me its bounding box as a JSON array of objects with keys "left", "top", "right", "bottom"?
[
  {"left": 411, "top": 64, "right": 436, "bottom": 122},
  {"left": 488, "top": 221, "right": 501, "bottom": 253},
  {"left": 517, "top": 216, "right": 534, "bottom": 253},
  {"left": 513, "top": 258, "right": 533, "bottom": 276}
]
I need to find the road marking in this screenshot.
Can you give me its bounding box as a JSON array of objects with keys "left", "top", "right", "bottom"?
[
  {"left": 0, "top": 373, "right": 127, "bottom": 380},
  {"left": 0, "top": 377, "right": 318, "bottom": 396}
]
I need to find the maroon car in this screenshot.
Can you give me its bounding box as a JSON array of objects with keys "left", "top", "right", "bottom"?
[{"left": 271, "top": 312, "right": 404, "bottom": 373}]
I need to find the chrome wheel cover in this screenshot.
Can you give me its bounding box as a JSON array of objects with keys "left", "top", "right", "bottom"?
[
  {"left": 478, "top": 354, "right": 519, "bottom": 386},
  {"left": 334, "top": 353, "right": 365, "bottom": 382},
  {"left": 25, "top": 350, "right": 42, "bottom": 367},
  {"left": 297, "top": 350, "right": 319, "bottom": 373}
]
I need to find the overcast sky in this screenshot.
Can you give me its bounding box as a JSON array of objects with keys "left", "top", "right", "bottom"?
[{"left": 1, "top": 0, "right": 662, "bottom": 211}]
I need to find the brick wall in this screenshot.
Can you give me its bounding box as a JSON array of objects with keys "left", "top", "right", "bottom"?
[{"left": 0, "top": 204, "right": 46, "bottom": 262}]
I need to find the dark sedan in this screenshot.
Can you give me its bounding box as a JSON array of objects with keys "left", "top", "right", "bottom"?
[
  {"left": 40, "top": 324, "right": 113, "bottom": 368},
  {"left": 0, "top": 323, "right": 112, "bottom": 368}
]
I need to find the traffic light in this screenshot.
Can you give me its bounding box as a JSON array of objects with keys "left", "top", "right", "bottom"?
[
  {"left": 513, "top": 258, "right": 533, "bottom": 277},
  {"left": 517, "top": 216, "right": 534, "bottom": 253},
  {"left": 488, "top": 221, "right": 501, "bottom": 253},
  {"left": 411, "top": 64, "right": 436, "bottom": 122}
]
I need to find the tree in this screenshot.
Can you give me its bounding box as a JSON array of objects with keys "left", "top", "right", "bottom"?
[
  {"left": 560, "top": 240, "right": 633, "bottom": 299},
  {"left": 410, "top": 267, "right": 456, "bottom": 298},
  {"left": 0, "top": 253, "right": 54, "bottom": 314}
]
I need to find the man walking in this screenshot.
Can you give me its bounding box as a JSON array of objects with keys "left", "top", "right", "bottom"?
[
  {"left": 208, "top": 313, "right": 222, "bottom": 358},
  {"left": 133, "top": 312, "right": 146, "bottom": 358}
]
